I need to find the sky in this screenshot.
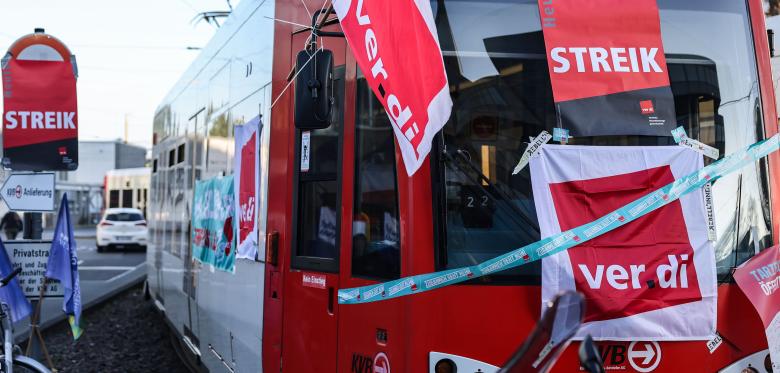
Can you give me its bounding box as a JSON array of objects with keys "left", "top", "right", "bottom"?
[{"left": 0, "top": 0, "right": 239, "bottom": 149}]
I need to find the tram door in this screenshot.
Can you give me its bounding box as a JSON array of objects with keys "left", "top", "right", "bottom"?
[{"left": 282, "top": 29, "right": 350, "bottom": 372}]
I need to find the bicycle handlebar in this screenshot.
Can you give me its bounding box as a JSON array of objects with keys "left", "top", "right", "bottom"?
[{"left": 0, "top": 267, "right": 22, "bottom": 287}]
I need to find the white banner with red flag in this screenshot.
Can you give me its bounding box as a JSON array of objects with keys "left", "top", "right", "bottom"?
[
  {"left": 333, "top": 0, "right": 452, "bottom": 175},
  {"left": 233, "top": 117, "right": 261, "bottom": 261},
  {"left": 734, "top": 245, "right": 780, "bottom": 370},
  {"left": 530, "top": 145, "right": 716, "bottom": 340}
]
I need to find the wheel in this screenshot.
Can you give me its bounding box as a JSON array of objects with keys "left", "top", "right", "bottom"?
[
  {"left": 97, "top": 244, "right": 105, "bottom": 253},
  {"left": 0, "top": 355, "right": 51, "bottom": 372}
]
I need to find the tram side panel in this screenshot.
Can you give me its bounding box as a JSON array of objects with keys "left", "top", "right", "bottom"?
[{"left": 148, "top": 0, "right": 275, "bottom": 371}]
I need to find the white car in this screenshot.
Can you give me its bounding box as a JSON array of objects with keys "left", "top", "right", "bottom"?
[{"left": 96, "top": 208, "right": 148, "bottom": 252}]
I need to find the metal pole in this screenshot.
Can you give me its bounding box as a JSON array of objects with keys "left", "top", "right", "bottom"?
[
  {"left": 25, "top": 278, "right": 54, "bottom": 370},
  {"left": 22, "top": 213, "right": 42, "bottom": 240}
]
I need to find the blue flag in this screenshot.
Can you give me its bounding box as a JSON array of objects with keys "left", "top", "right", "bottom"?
[
  {"left": 46, "top": 194, "right": 82, "bottom": 339},
  {"left": 0, "top": 238, "right": 31, "bottom": 322}
]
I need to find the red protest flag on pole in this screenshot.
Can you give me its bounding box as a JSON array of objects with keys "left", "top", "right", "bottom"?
[{"left": 333, "top": 0, "right": 452, "bottom": 175}]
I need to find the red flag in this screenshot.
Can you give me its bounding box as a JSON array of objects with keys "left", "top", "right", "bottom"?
[{"left": 333, "top": 0, "right": 452, "bottom": 175}]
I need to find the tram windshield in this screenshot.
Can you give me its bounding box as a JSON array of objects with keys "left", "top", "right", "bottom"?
[{"left": 433, "top": 0, "right": 773, "bottom": 283}]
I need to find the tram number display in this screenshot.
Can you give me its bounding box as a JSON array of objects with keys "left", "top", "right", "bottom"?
[{"left": 460, "top": 185, "right": 495, "bottom": 228}]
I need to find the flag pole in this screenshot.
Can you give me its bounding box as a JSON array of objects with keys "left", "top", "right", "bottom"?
[{"left": 25, "top": 277, "right": 55, "bottom": 370}]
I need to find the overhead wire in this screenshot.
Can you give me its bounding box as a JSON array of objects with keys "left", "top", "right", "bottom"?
[
  {"left": 270, "top": 46, "right": 323, "bottom": 109},
  {"left": 262, "top": 16, "right": 312, "bottom": 30},
  {"left": 269, "top": 0, "right": 335, "bottom": 110}
]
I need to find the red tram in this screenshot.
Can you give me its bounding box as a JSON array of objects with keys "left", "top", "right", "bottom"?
[{"left": 148, "top": 0, "right": 780, "bottom": 371}]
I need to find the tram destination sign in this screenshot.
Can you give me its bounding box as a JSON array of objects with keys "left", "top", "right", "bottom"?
[
  {"left": 4, "top": 241, "right": 63, "bottom": 297},
  {"left": 0, "top": 173, "right": 55, "bottom": 212}
]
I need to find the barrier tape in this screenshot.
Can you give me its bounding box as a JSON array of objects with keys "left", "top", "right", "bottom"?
[
  {"left": 338, "top": 134, "right": 780, "bottom": 304},
  {"left": 512, "top": 130, "right": 551, "bottom": 175},
  {"left": 672, "top": 126, "right": 720, "bottom": 160}
]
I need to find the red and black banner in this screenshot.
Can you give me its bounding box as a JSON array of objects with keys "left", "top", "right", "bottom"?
[
  {"left": 538, "top": 0, "right": 675, "bottom": 137},
  {"left": 2, "top": 33, "right": 78, "bottom": 171}
]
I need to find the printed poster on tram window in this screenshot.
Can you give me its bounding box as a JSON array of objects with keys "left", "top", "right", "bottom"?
[
  {"left": 538, "top": 0, "right": 676, "bottom": 137},
  {"left": 734, "top": 245, "right": 780, "bottom": 370},
  {"left": 333, "top": 0, "right": 452, "bottom": 176},
  {"left": 192, "top": 176, "right": 235, "bottom": 273},
  {"left": 530, "top": 145, "right": 716, "bottom": 340},
  {"left": 234, "top": 117, "right": 261, "bottom": 261}
]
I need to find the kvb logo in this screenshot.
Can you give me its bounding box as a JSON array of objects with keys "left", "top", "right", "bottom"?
[
  {"left": 373, "top": 352, "right": 390, "bottom": 373},
  {"left": 549, "top": 166, "right": 703, "bottom": 321},
  {"left": 628, "top": 341, "right": 661, "bottom": 372}
]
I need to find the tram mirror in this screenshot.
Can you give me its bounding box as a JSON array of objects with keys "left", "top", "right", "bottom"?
[{"left": 295, "top": 49, "right": 334, "bottom": 130}]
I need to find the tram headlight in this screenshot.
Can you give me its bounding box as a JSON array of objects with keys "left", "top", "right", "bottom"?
[{"left": 434, "top": 358, "right": 457, "bottom": 373}]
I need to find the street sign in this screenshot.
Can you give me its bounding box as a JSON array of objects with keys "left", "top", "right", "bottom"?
[
  {"left": 2, "top": 28, "right": 79, "bottom": 171},
  {"left": 4, "top": 241, "right": 63, "bottom": 297},
  {"left": 0, "top": 173, "right": 55, "bottom": 212}
]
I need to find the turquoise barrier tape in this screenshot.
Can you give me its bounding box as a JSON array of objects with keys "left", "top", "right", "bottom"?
[{"left": 338, "top": 134, "right": 780, "bottom": 304}]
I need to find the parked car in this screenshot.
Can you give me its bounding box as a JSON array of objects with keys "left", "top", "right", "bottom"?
[{"left": 96, "top": 208, "right": 148, "bottom": 252}]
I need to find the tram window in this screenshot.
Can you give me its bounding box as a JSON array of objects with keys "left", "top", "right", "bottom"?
[
  {"left": 109, "top": 190, "right": 120, "bottom": 208},
  {"left": 352, "top": 75, "right": 401, "bottom": 280},
  {"left": 291, "top": 66, "right": 345, "bottom": 273},
  {"left": 177, "top": 144, "right": 185, "bottom": 164},
  {"left": 122, "top": 189, "right": 133, "bottom": 208},
  {"left": 431, "top": 0, "right": 771, "bottom": 284},
  {"left": 296, "top": 181, "right": 339, "bottom": 259}
]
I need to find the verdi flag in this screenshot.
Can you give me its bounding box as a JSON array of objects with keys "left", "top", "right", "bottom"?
[
  {"left": 538, "top": 0, "right": 676, "bottom": 136},
  {"left": 333, "top": 0, "right": 453, "bottom": 175},
  {"left": 0, "top": 238, "right": 31, "bottom": 322},
  {"left": 46, "top": 194, "right": 83, "bottom": 339},
  {"left": 530, "top": 145, "right": 716, "bottom": 340}
]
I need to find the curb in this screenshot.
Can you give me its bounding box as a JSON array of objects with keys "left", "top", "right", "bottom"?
[{"left": 16, "top": 266, "right": 147, "bottom": 343}]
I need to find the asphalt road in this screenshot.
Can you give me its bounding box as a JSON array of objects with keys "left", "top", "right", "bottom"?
[{"left": 14, "top": 229, "right": 147, "bottom": 342}]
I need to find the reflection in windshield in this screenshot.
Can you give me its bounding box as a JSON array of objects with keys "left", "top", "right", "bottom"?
[{"left": 433, "top": 0, "right": 771, "bottom": 283}]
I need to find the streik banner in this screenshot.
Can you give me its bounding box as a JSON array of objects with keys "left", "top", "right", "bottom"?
[
  {"left": 538, "top": 0, "right": 676, "bottom": 137},
  {"left": 234, "top": 117, "right": 261, "bottom": 261},
  {"left": 530, "top": 145, "right": 716, "bottom": 340},
  {"left": 734, "top": 245, "right": 780, "bottom": 370},
  {"left": 333, "top": 0, "right": 452, "bottom": 175},
  {"left": 192, "top": 176, "right": 236, "bottom": 273},
  {"left": 2, "top": 34, "right": 79, "bottom": 171}
]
